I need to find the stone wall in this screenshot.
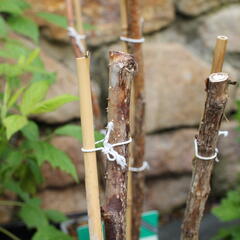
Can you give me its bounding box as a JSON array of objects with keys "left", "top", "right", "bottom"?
[{"left": 4, "top": 0, "right": 240, "bottom": 223}]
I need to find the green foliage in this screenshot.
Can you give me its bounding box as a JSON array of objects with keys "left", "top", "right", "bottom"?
[
  {"left": 8, "top": 15, "right": 39, "bottom": 43},
  {"left": 21, "top": 121, "right": 39, "bottom": 141},
  {"left": 33, "top": 226, "right": 72, "bottom": 240},
  {"left": 212, "top": 191, "right": 240, "bottom": 240},
  {"left": 29, "top": 94, "right": 79, "bottom": 114},
  {"left": 55, "top": 124, "right": 104, "bottom": 147},
  {"left": 0, "top": 3, "right": 79, "bottom": 236},
  {"left": 37, "top": 12, "right": 67, "bottom": 28},
  {"left": 0, "top": 1, "right": 98, "bottom": 239},
  {"left": 19, "top": 198, "right": 71, "bottom": 240},
  {"left": 0, "top": 16, "right": 8, "bottom": 37},
  {"left": 29, "top": 141, "right": 78, "bottom": 181},
  {"left": 3, "top": 114, "right": 28, "bottom": 139},
  {"left": 212, "top": 190, "right": 240, "bottom": 222},
  {"left": 20, "top": 81, "right": 49, "bottom": 115}
]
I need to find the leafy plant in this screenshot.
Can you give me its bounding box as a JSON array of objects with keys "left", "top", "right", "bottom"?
[
  {"left": 212, "top": 189, "right": 240, "bottom": 240},
  {"left": 0, "top": 52, "right": 79, "bottom": 239},
  {"left": 0, "top": 0, "right": 89, "bottom": 239}
]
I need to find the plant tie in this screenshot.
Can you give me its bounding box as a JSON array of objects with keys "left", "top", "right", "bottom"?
[
  {"left": 82, "top": 122, "right": 132, "bottom": 169},
  {"left": 129, "top": 161, "right": 149, "bottom": 172},
  {"left": 120, "top": 36, "right": 145, "bottom": 43},
  {"left": 67, "top": 26, "right": 86, "bottom": 53},
  {"left": 194, "top": 131, "right": 228, "bottom": 162}
]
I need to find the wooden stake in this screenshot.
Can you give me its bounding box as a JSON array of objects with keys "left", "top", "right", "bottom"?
[
  {"left": 103, "top": 51, "right": 137, "bottom": 240},
  {"left": 76, "top": 56, "right": 103, "bottom": 240},
  {"left": 181, "top": 36, "right": 230, "bottom": 240},
  {"left": 73, "top": 0, "right": 85, "bottom": 35},
  {"left": 211, "top": 36, "right": 228, "bottom": 73},
  {"left": 120, "top": 0, "right": 128, "bottom": 51},
  {"left": 120, "top": 1, "right": 134, "bottom": 239},
  {"left": 124, "top": 1, "right": 146, "bottom": 240}
]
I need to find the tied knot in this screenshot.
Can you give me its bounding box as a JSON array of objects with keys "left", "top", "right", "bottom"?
[
  {"left": 67, "top": 26, "right": 86, "bottom": 53},
  {"left": 82, "top": 121, "right": 132, "bottom": 169}
]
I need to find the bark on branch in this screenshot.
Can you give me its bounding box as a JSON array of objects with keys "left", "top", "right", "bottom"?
[
  {"left": 181, "top": 72, "right": 231, "bottom": 240},
  {"left": 103, "top": 51, "right": 137, "bottom": 240},
  {"left": 125, "top": 1, "right": 145, "bottom": 239}
]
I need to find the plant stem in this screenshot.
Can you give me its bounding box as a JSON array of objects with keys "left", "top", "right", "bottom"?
[
  {"left": 125, "top": 1, "right": 145, "bottom": 240},
  {"left": 0, "top": 226, "right": 21, "bottom": 240},
  {"left": 65, "top": 0, "right": 84, "bottom": 58},
  {"left": 181, "top": 36, "right": 230, "bottom": 240},
  {"left": 103, "top": 51, "right": 137, "bottom": 240}
]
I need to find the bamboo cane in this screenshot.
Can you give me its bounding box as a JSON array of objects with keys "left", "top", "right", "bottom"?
[
  {"left": 120, "top": 0, "right": 128, "bottom": 51},
  {"left": 181, "top": 36, "right": 230, "bottom": 240},
  {"left": 211, "top": 36, "right": 228, "bottom": 73},
  {"left": 102, "top": 51, "right": 137, "bottom": 240},
  {"left": 124, "top": 1, "right": 145, "bottom": 240},
  {"left": 76, "top": 56, "right": 103, "bottom": 240}
]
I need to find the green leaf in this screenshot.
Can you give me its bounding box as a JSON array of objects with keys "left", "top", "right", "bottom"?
[
  {"left": 3, "top": 114, "right": 28, "bottom": 139},
  {"left": 0, "top": 41, "right": 29, "bottom": 59},
  {"left": 37, "top": 12, "right": 67, "bottom": 28},
  {"left": 12, "top": 0, "right": 30, "bottom": 10},
  {"left": 8, "top": 16, "right": 39, "bottom": 43},
  {"left": 19, "top": 198, "right": 48, "bottom": 229},
  {"left": 30, "top": 95, "right": 79, "bottom": 114},
  {"left": 33, "top": 226, "right": 72, "bottom": 240},
  {"left": 20, "top": 81, "right": 49, "bottom": 115},
  {"left": 212, "top": 190, "right": 240, "bottom": 221},
  {"left": 83, "top": 23, "right": 96, "bottom": 31},
  {"left": 212, "top": 226, "right": 240, "bottom": 240},
  {"left": 21, "top": 121, "right": 39, "bottom": 141},
  {"left": 0, "top": 0, "right": 23, "bottom": 14},
  {"left": 28, "top": 159, "right": 43, "bottom": 185},
  {"left": 8, "top": 86, "right": 26, "bottom": 108},
  {"left": 0, "top": 16, "right": 8, "bottom": 38},
  {"left": 45, "top": 210, "right": 68, "bottom": 223},
  {"left": 54, "top": 124, "right": 104, "bottom": 147},
  {"left": 3, "top": 180, "right": 29, "bottom": 201},
  {"left": 30, "top": 141, "right": 78, "bottom": 181},
  {"left": 55, "top": 125, "right": 83, "bottom": 142}
]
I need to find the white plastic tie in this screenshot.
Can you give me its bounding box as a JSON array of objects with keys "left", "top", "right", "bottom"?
[
  {"left": 81, "top": 122, "right": 132, "bottom": 169},
  {"left": 67, "top": 26, "right": 86, "bottom": 53},
  {"left": 129, "top": 161, "right": 150, "bottom": 172},
  {"left": 120, "top": 36, "right": 145, "bottom": 43},
  {"left": 194, "top": 131, "right": 228, "bottom": 162}
]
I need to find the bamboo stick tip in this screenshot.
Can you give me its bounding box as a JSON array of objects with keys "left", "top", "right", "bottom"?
[
  {"left": 217, "top": 35, "right": 228, "bottom": 41},
  {"left": 209, "top": 72, "right": 229, "bottom": 82}
]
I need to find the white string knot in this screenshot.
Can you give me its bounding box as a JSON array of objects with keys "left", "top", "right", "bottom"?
[
  {"left": 67, "top": 26, "right": 86, "bottom": 53},
  {"left": 81, "top": 122, "right": 132, "bottom": 169},
  {"left": 120, "top": 36, "right": 145, "bottom": 43},
  {"left": 194, "top": 131, "right": 228, "bottom": 162},
  {"left": 129, "top": 161, "right": 150, "bottom": 172}
]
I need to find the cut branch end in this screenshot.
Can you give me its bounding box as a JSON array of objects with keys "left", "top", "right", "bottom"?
[{"left": 209, "top": 72, "right": 229, "bottom": 82}]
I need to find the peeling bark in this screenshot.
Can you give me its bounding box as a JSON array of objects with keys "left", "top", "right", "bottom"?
[
  {"left": 181, "top": 73, "right": 231, "bottom": 240},
  {"left": 125, "top": 1, "right": 145, "bottom": 239},
  {"left": 103, "top": 51, "right": 137, "bottom": 240}
]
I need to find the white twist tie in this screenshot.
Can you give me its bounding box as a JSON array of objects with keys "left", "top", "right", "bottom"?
[
  {"left": 67, "top": 26, "right": 86, "bottom": 53},
  {"left": 120, "top": 36, "right": 145, "bottom": 43},
  {"left": 81, "top": 122, "right": 132, "bottom": 169},
  {"left": 194, "top": 131, "right": 228, "bottom": 162},
  {"left": 129, "top": 161, "right": 150, "bottom": 172}
]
